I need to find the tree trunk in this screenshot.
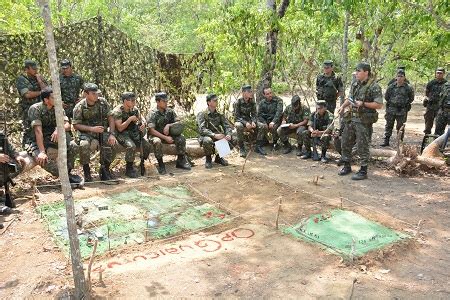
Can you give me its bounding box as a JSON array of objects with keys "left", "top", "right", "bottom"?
[
  {"left": 37, "top": 0, "right": 90, "bottom": 299},
  {"left": 341, "top": 9, "right": 350, "bottom": 103}
]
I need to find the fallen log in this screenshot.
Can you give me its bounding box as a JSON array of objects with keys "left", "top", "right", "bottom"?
[
  {"left": 370, "top": 148, "right": 446, "bottom": 168},
  {"left": 422, "top": 132, "right": 447, "bottom": 159}
]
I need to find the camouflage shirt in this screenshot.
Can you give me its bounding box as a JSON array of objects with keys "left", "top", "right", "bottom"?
[
  {"left": 308, "top": 110, "right": 334, "bottom": 131},
  {"left": 282, "top": 104, "right": 310, "bottom": 124},
  {"left": 72, "top": 97, "right": 111, "bottom": 137},
  {"left": 316, "top": 72, "right": 344, "bottom": 101},
  {"left": 111, "top": 104, "right": 141, "bottom": 140},
  {"left": 146, "top": 108, "right": 178, "bottom": 135},
  {"left": 27, "top": 102, "right": 68, "bottom": 142},
  {"left": 60, "top": 73, "right": 84, "bottom": 105},
  {"left": 385, "top": 82, "right": 414, "bottom": 115},
  {"left": 234, "top": 97, "right": 257, "bottom": 125},
  {"left": 16, "top": 74, "right": 47, "bottom": 116},
  {"left": 197, "top": 109, "right": 232, "bottom": 138},
  {"left": 257, "top": 96, "right": 283, "bottom": 124},
  {"left": 440, "top": 82, "right": 450, "bottom": 111},
  {"left": 426, "top": 79, "right": 447, "bottom": 109},
  {"left": 349, "top": 77, "right": 383, "bottom": 123}
]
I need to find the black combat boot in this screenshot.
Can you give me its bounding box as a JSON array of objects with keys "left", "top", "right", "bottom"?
[
  {"left": 255, "top": 140, "right": 267, "bottom": 156},
  {"left": 282, "top": 141, "right": 292, "bottom": 154},
  {"left": 352, "top": 165, "right": 368, "bottom": 180},
  {"left": 157, "top": 158, "right": 166, "bottom": 175},
  {"left": 4, "top": 194, "right": 16, "bottom": 209},
  {"left": 239, "top": 142, "right": 247, "bottom": 158},
  {"left": 83, "top": 164, "right": 93, "bottom": 182},
  {"left": 68, "top": 170, "right": 84, "bottom": 187},
  {"left": 312, "top": 149, "right": 320, "bottom": 161},
  {"left": 205, "top": 155, "right": 213, "bottom": 169},
  {"left": 380, "top": 137, "right": 390, "bottom": 147},
  {"left": 176, "top": 155, "right": 191, "bottom": 170},
  {"left": 338, "top": 163, "right": 352, "bottom": 176},
  {"left": 125, "top": 162, "right": 138, "bottom": 178},
  {"left": 100, "top": 162, "right": 114, "bottom": 181},
  {"left": 301, "top": 148, "right": 312, "bottom": 159},
  {"left": 321, "top": 149, "right": 329, "bottom": 163},
  {"left": 296, "top": 144, "right": 303, "bottom": 156},
  {"left": 272, "top": 139, "right": 280, "bottom": 151},
  {"left": 214, "top": 155, "right": 229, "bottom": 166}
]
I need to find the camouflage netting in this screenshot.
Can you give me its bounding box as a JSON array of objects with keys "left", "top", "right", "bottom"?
[{"left": 0, "top": 16, "right": 214, "bottom": 142}]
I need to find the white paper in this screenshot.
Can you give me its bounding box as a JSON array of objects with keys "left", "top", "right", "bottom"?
[
  {"left": 214, "top": 138, "right": 231, "bottom": 158},
  {"left": 280, "top": 123, "right": 292, "bottom": 128}
]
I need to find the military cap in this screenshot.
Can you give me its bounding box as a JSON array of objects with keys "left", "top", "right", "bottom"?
[
  {"left": 206, "top": 93, "right": 217, "bottom": 101},
  {"left": 24, "top": 60, "right": 37, "bottom": 69},
  {"left": 436, "top": 67, "right": 445, "bottom": 73},
  {"left": 60, "top": 59, "right": 71, "bottom": 69},
  {"left": 121, "top": 91, "right": 136, "bottom": 101},
  {"left": 291, "top": 95, "right": 301, "bottom": 105},
  {"left": 41, "top": 87, "right": 53, "bottom": 99},
  {"left": 397, "top": 69, "right": 405, "bottom": 76},
  {"left": 241, "top": 85, "right": 252, "bottom": 92},
  {"left": 355, "top": 62, "right": 371, "bottom": 72},
  {"left": 83, "top": 83, "right": 99, "bottom": 92},
  {"left": 323, "top": 60, "right": 334, "bottom": 66},
  {"left": 397, "top": 66, "right": 406, "bottom": 70},
  {"left": 155, "top": 92, "right": 168, "bottom": 101},
  {"left": 316, "top": 100, "right": 327, "bottom": 107}
]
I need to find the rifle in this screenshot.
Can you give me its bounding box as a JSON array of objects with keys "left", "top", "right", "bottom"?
[
  {"left": 98, "top": 104, "right": 108, "bottom": 179},
  {"left": 1, "top": 112, "right": 16, "bottom": 208}
]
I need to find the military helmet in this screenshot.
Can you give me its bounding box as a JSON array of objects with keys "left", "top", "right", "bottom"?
[{"left": 169, "top": 123, "right": 185, "bottom": 136}]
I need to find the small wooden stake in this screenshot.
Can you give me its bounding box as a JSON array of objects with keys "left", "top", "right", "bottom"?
[
  {"left": 87, "top": 238, "right": 98, "bottom": 291},
  {"left": 275, "top": 199, "right": 283, "bottom": 230},
  {"left": 107, "top": 226, "right": 111, "bottom": 251},
  {"left": 340, "top": 197, "right": 343, "bottom": 209}
]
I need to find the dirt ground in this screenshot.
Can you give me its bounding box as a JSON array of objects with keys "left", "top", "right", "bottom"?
[{"left": 0, "top": 99, "right": 449, "bottom": 299}]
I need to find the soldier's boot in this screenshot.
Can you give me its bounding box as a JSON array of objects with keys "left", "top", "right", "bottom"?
[
  {"left": 68, "top": 171, "right": 84, "bottom": 187},
  {"left": 100, "top": 163, "right": 114, "bottom": 181},
  {"left": 351, "top": 165, "right": 368, "bottom": 180},
  {"left": 312, "top": 149, "right": 320, "bottom": 161},
  {"left": 83, "top": 164, "right": 93, "bottom": 182},
  {"left": 272, "top": 139, "right": 281, "bottom": 151},
  {"left": 176, "top": 155, "right": 191, "bottom": 170},
  {"left": 301, "top": 148, "right": 312, "bottom": 159},
  {"left": 205, "top": 155, "right": 213, "bottom": 169},
  {"left": 215, "top": 155, "right": 229, "bottom": 166},
  {"left": 282, "top": 141, "right": 292, "bottom": 154},
  {"left": 380, "top": 137, "right": 390, "bottom": 147},
  {"left": 338, "top": 163, "right": 352, "bottom": 176},
  {"left": 125, "top": 162, "right": 138, "bottom": 178},
  {"left": 186, "top": 155, "right": 195, "bottom": 167},
  {"left": 296, "top": 144, "right": 303, "bottom": 156},
  {"left": 157, "top": 158, "right": 166, "bottom": 175},
  {"left": 255, "top": 140, "right": 267, "bottom": 156},
  {"left": 239, "top": 142, "right": 247, "bottom": 158},
  {"left": 4, "top": 194, "right": 16, "bottom": 209},
  {"left": 320, "top": 149, "right": 329, "bottom": 163}
]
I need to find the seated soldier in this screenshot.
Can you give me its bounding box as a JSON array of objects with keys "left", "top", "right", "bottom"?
[
  {"left": 197, "top": 93, "right": 233, "bottom": 169},
  {"left": 146, "top": 92, "right": 190, "bottom": 175},
  {"left": 257, "top": 87, "right": 283, "bottom": 151},
  {"left": 72, "top": 83, "right": 118, "bottom": 182},
  {"left": 277, "top": 95, "right": 311, "bottom": 155},
  {"left": 111, "top": 92, "right": 151, "bottom": 178},
  {"left": 302, "top": 100, "right": 334, "bottom": 162},
  {"left": 25, "top": 87, "right": 83, "bottom": 185},
  {"left": 234, "top": 85, "right": 265, "bottom": 157}
]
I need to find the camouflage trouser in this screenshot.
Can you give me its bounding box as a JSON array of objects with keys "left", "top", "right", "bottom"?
[
  {"left": 277, "top": 126, "right": 307, "bottom": 145},
  {"left": 325, "top": 99, "right": 337, "bottom": 115},
  {"left": 25, "top": 134, "right": 78, "bottom": 176},
  {"left": 424, "top": 107, "right": 439, "bottom": 134},
  {"left": 257, "top": 122, "right": 280, "bottom": 142},
  {"left": 384, "top": 113, "right": 407, "bottom": 139},
  {"left": 302, "top": 131, "right": 331, "bottom": 150},
  {"left": 434, "top": 109, "right": 449, "bottom": 136},
  {"left": 78, "top": 133, "right": 118, "bottom": 165},
  {"left": 64, "top": 103, "right": 75, "bottom": 121},
  {"left": 341, "top": 121, "right": 371, "bottom": 167},
  {"left": 150, "top": 135, "right": 186, "bottom": 159},
  {"left": 235, "top": 122, "right": 258, "bottom": 144},
  {"left": 116, "top": 134, "right": 151, "bottom": 162},
  {"left": 198, "top": 136, "right": 236, "bottom": 156}
]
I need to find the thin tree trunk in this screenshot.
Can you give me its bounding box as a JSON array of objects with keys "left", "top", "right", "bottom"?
[
  {"left": 36, "top": 0, "right": 90, "bottom": 299},
  {"left": 341, "top": 9, "right": 350, "bottom": 102}
]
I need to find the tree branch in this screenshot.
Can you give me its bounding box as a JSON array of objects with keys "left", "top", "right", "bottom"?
[{"left": 277, "top": 0, "right": 290, "bottom": 18}]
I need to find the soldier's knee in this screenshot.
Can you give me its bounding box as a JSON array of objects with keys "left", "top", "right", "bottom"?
[
  {"left": 235, "top": 122, "right": 244, "bottom": 131},
  {"left": 203, "top": 136, "right": 214, "bottom": 146}
]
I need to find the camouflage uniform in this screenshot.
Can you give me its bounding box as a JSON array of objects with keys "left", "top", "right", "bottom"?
[
  {"left": 0, "top": 133, "right": 22, "bottom": 186},
  {"left": 16, "top": 74, "right": 47, "bottom": 145},
  {"left": 341, "top": 77, "right": 383, "bottom": 167},
  {"left": 303, "top": 110, "right": 334, "bottom": 150},
  {"left": 234, "top": 97, "right": 259, "bottom": 142},
  {"left": 111, "top": 105, "right": 151, "bottom": 162},
  {"left": 277, "top": 104, "right": 311, "bottom": 144},
  {"left": 25, "top": 102, "right": 78, "bottom": 176},
  {"left": 257, "top": 96, "right": 283, "bottom": 142},
  {"left": 424, "top": 78, "right": 447, "bottom": 134},
  {"left": 316, "top": 72, "right": 343, "bottom": 114},
  {"left": 197, "top": 109, "right": 233, "bottom": 156},
  {"left": 72, "top": 98, "right": 118, "bottom": 165},
  {"left": 383, "top": 82, "right": 414, "bottom": 140},
  {"left": 434, "top": 82, "right": 450, "bottom": 135},
  {"left": 60, "top": 73, "right": 84, "bottom": 118}
]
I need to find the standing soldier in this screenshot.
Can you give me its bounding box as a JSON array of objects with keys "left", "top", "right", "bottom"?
[
  {"left": 25, "top": 87, "right": 83, "bottom": 185},
  {"left": 277, "top": 95, "right": 310, "bottom": 156},
  {"left": 72, "top": 83, "right": 118, "bottom": 181},
  {"left": 257, "top": 87, "right": 283, "bottom": 151},
  {"left": 423, "top": 67, "right": 447, "bottom": 134},
  {"left": 111, "top": 92, "right": 151, "bottom": 178},
  {"left": 316, "top": 60, "right": 344, "bottom": 114},
  {"left": 147, "top": 92, "right": 191, "bottom": 175},
  {"left": 197, "top": 93, "right": 233, "bottom": 169},
  {"left": 59, "top": 59, "right": 84, "bottom": 119},
  {"left": 381, "top": 69, "right": 414, "bottom": 147},
  {"left": 16, "top": 60, "right": 48, "bottom": 146},
  {"left": 302, "top": 100, "right": 334, "bottom": 162},
  {"left": 338, "top": 62, "right": 383, "bottom": 180},
  {"left": 434, "top": 81, "right": 450, "bottom": 136},
  {"left": 387, "top": 66, "right": 410, "bottom": 86}
]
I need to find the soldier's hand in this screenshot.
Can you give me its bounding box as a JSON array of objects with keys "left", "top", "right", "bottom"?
[
  {"left": 37, "top": 151, "right": 48, "bottom": 166},
  {"left": 214, "top": 133, "right": 225, "bottom": 140},
  {"left": 91, "top": 126, "right": 104, "bottom": 134},
  {"left": 245, "top": 122, "right": 252, "bottom": 130},
  {"left": 139, "top": 123, "right": 146, "bottom": 132},
  {"left": 269, "top": 122, "right": 275, "bottom": 129},
  {"left": 16, "top": 156, "right": 26, "bottom": 167},
  {"left": 108, "top": 134, "right": 117, "bottom": 146},
  {"left": 251, "top": 122, "right": 256, "bottom": 128},
  {"left": 225, "top": 135, "right": 231, "bottom": 141},
  {"left": 165, "top": 136, "right": 174, "bottom": 144},
  {"left": 51, "top": 130, "right": 58, "bottom": 143},
  {"left": 355, "top": 100, "right": 363, "bottom": 108},
  {"left": 288, "top": 124, "right": 296, "bottom": 129},
  {"left": 0, "top": 153, "right": 11, "bottom": 163},
  {"left": 163, "top": 124, "right": 170, "bottom": 136},
  {"left": 129, "top": 115, "right": 139, "bottom": 123}
]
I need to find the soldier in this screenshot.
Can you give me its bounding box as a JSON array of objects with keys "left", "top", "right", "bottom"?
[
  {"left": 434, "top": 81, "right": 450, "bottom": 136},
  {"left": 16, "top": 60, "right": 48, "bottom": 146},
  {"left": 277, "top": 95, "right": 311, "bottom": 156},
  {"left": 316, "top": 60, "right": 344, "bottom": 114},
  {"left": 302, "top": 100, "right": 334, "bottom": 162},
  {"left": 147, "top": 92, "right": 191, "bottom": 175},
  {"left": 72, "top": 83, "right": 118, "bottom": 181},
  {"left": 387, "top": 66, "right": 410, "bottom": 86},
  {"left": 424, "top": 67, "right": 447, "bottom": 134},
  {"left": 197, "top": 93, "right": 233, "bottom": 169},
  {"left": 25, "top": 87, "right": 82, "bottom": 184},
  {"left": 234, "top": 85, "right": 264, "bottom": 157},
  {"left": 257, "top": 87, "right": 283, "bottom": 151},
  {"left": 59, "top": 59, "right": 84, "bottom": 119},
  {"left": 338, "top": 62, "right": 383, "bottom": 180},
  {"left": 381, "top": 69, "right": 414, "bottom": 147}
]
